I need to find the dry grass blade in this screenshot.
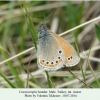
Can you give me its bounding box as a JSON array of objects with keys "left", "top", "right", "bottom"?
[
  {"left": 0, "top": 16, "right": 100, "bottom": 66},
  {"left": 65, "top": 66, "right": 93, "bottom": 88}
]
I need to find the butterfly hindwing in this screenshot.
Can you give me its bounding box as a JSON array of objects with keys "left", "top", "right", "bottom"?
[{"left": 37, "top": 30, "right": 65, "bottom": 70}]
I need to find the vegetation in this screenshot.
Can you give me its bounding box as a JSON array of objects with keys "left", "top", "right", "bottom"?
[{"left": 0, "top": 1, "right": 100, "bottom": 88}]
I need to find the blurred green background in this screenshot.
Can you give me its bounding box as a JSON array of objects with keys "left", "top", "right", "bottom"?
[{"left": 0, "top": 1, "right": 100, "bottom": 88}]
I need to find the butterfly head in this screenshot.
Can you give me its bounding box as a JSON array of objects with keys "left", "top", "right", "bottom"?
[{"left": 38, "top": 24, "right": 51, "bottom": 40}]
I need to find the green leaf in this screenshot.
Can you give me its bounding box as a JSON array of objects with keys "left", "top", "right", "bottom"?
[
  {"left": 19, "top": 1, "right": 38, "bottom": 50},
  {"left": 95, "top": 24, "right": 100, "bottom": 41},
  {"left": 45, "top": 71, "right": 52, "bottom": 88},
  {"left": 0, "top": 48, "right": 24, "bottom": 88},
  {"left": 0, "top": 70, "right": 16, "bottom": 88}
]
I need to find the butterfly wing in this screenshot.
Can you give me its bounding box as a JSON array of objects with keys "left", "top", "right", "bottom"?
[
  {"left": 53, "top": 33, "right": 80, "bottom": 67},
  {"left": 37, "top": 31, "right": 65, "bottom": 71}
]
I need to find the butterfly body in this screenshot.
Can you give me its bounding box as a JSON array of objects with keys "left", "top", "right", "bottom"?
[{"left": 37, "top": 24, "right": 80, "bottom": 71}]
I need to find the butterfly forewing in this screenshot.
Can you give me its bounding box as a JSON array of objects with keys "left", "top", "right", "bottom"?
[{"left": 53, "top": 32, "right": 80, "bottom": 66}]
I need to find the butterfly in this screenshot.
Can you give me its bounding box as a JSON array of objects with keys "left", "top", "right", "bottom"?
[{"left": 37, "top": 24, "right": 80, "bottom": 71}]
